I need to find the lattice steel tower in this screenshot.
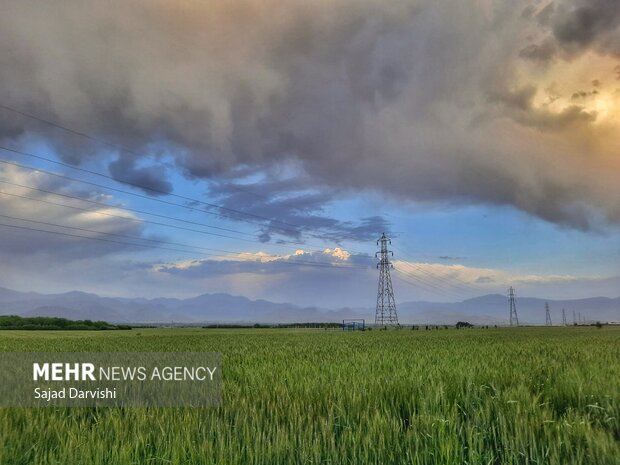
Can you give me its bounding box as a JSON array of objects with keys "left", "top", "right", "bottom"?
[
  {"left": 562, "top": 308, "right": 567, "bottom": 326},
  {"left": 545, "top": 302, "right": 552, "bottom": 326},
  {"left": 508, "top": 286, "right": 519, "bottom": 326},
  {"left": 375, "top": 233, "right": 399, "bottom": 327}
]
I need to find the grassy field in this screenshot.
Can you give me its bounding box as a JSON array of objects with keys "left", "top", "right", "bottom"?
[{"left": 0, "top": 327, "right": 618, "bottom": 465}]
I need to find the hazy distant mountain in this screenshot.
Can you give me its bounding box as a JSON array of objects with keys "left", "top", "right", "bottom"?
[
  {"left": 0, "top": 286, "right": 617, "bottom": 325},
  {"left": 0, "top": 287, "right": 42, "bottom": 302},
  {"left": 0, "top": 287, "right": 319, "bottom": 323},
  {"left": 23, "top": 306, "right": 127, "bottom": 323},
  {"left": 395, "top": 294, "right": 620, "bottom": 325}
]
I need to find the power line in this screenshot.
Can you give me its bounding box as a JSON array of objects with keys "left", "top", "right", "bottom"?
[
  {"left": 0, "top": 221, "right": 221, "bottom": 256},
  {"left": 0, "top": 142, "right": 305, "bottom": 232},
  {"left": 0, "top": 104, "right": 379, "bottom": 245},
  {"left": 0, "top": 220, "right": 369, "bottom": 271},
  {"left": 0, "top": 142, "right": 382, "bottom": 247},
  {"left": 391, "top": 247, "right": 502, "bottom": 301},
  {"left": 0, "top": 213, "right": 251, "bottom": 255},
  {"left": 390, "top": 250, "right": 472, "bottom": 297},
  {"left": 393, "top": 245, "right": 485, "bottom": 293},
  {"left": 0, "top": 104, "right": 130, "bottom": 153},
  {"left": 0, "top": 156, "right": 372, "bottom": 251},
  {"left": 0, "top": 160, "right": 502, "bottom": 297},
  {"left": 391, "top": 273, "right": 456, "bottom": 299},
  {"left": 0, "top": 183, "right": 368, "bottom": 254},
  {"left": 394, "top": 261, "right": 476, "bottom": 296},
  {"left": 0, "top": 189, "right": 274, "bottom": 246},
  {"left": 0, "top": 103, "right": 287, "bottom": 206},
  {"left": 0, "top": 150, "right": 305, "bottom": 237},
  {"left": 0, "top": 178, "right": 257, "bottom": 237},
  {"left": 0, "top": 188, "right": 476, "bottom": 297},
  {"left": 393, "top": 265, "right": 459, "bottom": 293},
  {"left": 0, "top": 190, "right": 367, "bottom": 258},
  {"left": 0, "top": 153, "right": 302, "bottom": 235},
  {"left": 0, "top": 106, "right": 470, "bottom": 279},
  {"left": 392, "top": 254, "right": 481, "bottom": 297}
]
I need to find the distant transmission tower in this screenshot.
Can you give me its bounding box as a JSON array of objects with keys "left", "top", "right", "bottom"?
[
  {"left": 375, "top": 233, "right": 399, "bottom": 327},
  {"left": 545, "top": 302, "right": 552, "bottom": 326},
  {"left": 508, "top": 286, "right": 519, "bottom": 326},
  {"left": 578, "top": 312, "right": 582, "bottom": 325},
  {"left": 573, "top": 309, "right": 577, "bottom": 325},
  {"left": 562, "top": 308, "right": 567, "bottom": 326}
]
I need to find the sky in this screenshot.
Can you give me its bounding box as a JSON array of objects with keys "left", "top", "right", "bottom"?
[{"left": 0, "top": 0, "right": 619, "bottom": 308}]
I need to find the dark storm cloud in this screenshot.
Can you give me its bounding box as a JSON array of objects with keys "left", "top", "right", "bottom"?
[
  {"left": 519, "top": 39, "right": 557, "bottom": 62},
  {"left": 0, "top": 0, "right": 619, "bottom": 232},
  {"left": 522, "top": 0, "right": 620, "bottom": 61},
  {"left": 552, "top": 0, "right": 620, "bottom": 53},
  {"left": 327, "top": 216, "right": 392, "bottom": 243},
  {"left": 108, "top": 157, "right": 173, "bottom": 196},
  {"left": 209, "top": 178, "right": 391, "bottom": 242},
  {"left": 0, "top": 110, "right": 27, "bottom": 140}
]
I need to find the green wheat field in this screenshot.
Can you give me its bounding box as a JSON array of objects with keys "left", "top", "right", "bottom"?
[{"left": 0, "top": 327, "right": 618, "bottom": 465}]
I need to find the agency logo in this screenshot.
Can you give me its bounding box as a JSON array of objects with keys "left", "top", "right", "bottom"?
[{"left": 0, "top": 352, "right": 221, "bottom": 407}]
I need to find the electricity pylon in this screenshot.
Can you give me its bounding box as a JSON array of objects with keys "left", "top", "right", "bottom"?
[
  {"left": 508, "top": 286, "right": 519, "bottom": 326},
  {"left": 562, "top": 308, "right": 567, "bottom": 326},
  {"left": 545, "top": 302, "right": 552, "bottom": 326},
  {"left": 375, "top": 232, "right": 399, "bottom": 327},
  {"left": 573, "top": 309, "right": 577, "bottom": 325}
]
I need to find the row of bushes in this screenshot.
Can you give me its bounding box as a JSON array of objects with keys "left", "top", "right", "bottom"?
[{"left": 0, "top": 315, "right": 131, "bottom": 330}]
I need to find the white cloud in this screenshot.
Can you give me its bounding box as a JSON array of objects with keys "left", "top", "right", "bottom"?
[
  {"left": 0, "top": 165, "right": 144, "bottom": 257},
  {"left": 394, "top": 259, "right": 582, "bottom": 287}
]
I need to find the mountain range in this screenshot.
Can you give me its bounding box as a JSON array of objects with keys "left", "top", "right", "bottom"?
[{"left": 0, "top": 287, "right": 618, "bottom": 325}]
